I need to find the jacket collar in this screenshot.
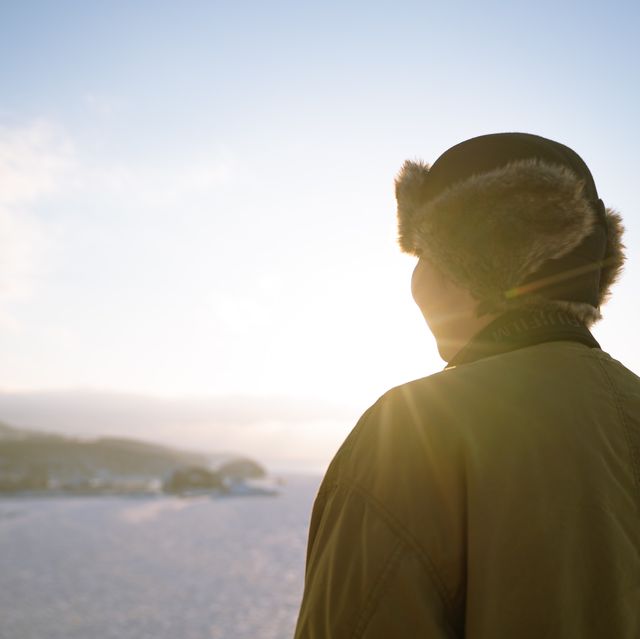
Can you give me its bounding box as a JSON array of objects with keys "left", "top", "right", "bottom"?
[{"left": 446, "top": 308, "right": 601, "bottom": 369}]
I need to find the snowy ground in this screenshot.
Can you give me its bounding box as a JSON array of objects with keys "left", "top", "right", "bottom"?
[{"left": 0, "top": 474, "right": 321, "bottom": 639}]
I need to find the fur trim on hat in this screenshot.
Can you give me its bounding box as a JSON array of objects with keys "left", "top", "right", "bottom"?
[
  {"left": 396, "top": 159, "right": 626, "bottom": 323},
  {"left": 599, "top": 208, "right": 626, "bottom": 305}
]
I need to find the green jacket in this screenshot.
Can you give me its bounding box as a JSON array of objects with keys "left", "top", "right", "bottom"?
[{"left": 295, "top": 335, "right": 640, "bottom": 637}]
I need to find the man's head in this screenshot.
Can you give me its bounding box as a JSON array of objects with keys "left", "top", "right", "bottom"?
[{"left": 396, "top": 133, "right": 626, "bottom": 343}]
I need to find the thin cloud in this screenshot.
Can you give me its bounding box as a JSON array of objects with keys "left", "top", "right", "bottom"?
[
  {"left": 82, "top": 158, "right": 234, "bottom": 207},
  {"left": 0, "top": 117, "right": 232, "bottom": 305},
  {"left": 0, "top": 388, "right": 353, "bottom": 429},
  {"left": 0, "top": 119, "right": 74, "bottom": 206},
  {"left": 0, "top": 206, "right": 45, "bottom": 302},
  {"left": 0, "top": 120, "right": 74, "bottom": 306},
  {"left": 84, "top": 93, "right": 126, "bottom": 117}
]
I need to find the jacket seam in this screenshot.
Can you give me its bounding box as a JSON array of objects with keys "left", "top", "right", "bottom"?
[
  {"left": 351, "top": 537, "right": 404, "bottom": 639},
  {"left": 595, "top": 358, "right": 640, "bottom": 515},
  {"left": 314, "top": 480, "right": 338, "bottom": 504},
  {"left": 344, "top": 481, "right": 457, "bottom": 622},
  {"left": 305, "top": 483, "right": 339, "bottom": 571}
]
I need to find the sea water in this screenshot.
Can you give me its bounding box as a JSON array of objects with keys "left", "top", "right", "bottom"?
[{"left": 0, "top": 474, "right": 321, "bottom": 639}]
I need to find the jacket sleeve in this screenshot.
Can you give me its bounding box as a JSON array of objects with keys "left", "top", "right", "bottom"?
[{"left": 294, "top": 481, "right": 456, "bottom": 639}]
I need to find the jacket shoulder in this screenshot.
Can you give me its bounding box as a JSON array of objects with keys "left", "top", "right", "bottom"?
[{"left": 303, "top": 343, "right": 640, "bottom": 637}]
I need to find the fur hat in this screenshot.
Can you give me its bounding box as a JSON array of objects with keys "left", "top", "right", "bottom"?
[{"left": 396, "top": 133, "right": 625, "bottom": 324}]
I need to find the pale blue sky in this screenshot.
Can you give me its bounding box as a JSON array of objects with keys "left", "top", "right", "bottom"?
[{"left": 0, "top": 1, "right": 638, "bottom": 467}]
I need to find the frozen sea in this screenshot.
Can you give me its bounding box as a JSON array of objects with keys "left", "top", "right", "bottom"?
[{"left": 0, "top": 474, "right": 321, "bottom": 639}]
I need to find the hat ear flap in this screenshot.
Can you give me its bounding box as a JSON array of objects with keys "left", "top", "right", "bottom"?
[
  {"left": 395, "top": 160, "right": 431, "bottom": 254},
  {"left": 598, "top": 208, "right": 626, "bottom": 307}
]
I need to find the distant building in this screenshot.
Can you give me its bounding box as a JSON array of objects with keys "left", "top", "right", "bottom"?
[{"left": 162, "top": 466, "right": 224, "bottom": 495}]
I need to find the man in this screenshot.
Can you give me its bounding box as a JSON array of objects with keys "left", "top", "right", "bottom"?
[{"left": 294, "top": 133, "right": 639, "bottom": 638}]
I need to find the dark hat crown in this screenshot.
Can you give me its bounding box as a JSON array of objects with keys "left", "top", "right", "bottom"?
[{"left": 425, "top": 133, "right": 601, "bottom": 209}]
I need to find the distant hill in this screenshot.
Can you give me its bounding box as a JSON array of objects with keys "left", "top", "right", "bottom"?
[
  {"left": 0, "top": 421, "right": 66, "bottom": 441},
  {"left": 0, "top": 423, "right": 263, "bottom": 494}
]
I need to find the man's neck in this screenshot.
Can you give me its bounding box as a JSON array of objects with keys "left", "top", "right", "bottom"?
[{"left": 433, "top": 310, "right": 498, "bottom": 363}]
